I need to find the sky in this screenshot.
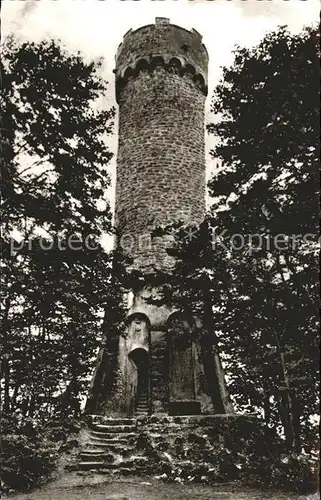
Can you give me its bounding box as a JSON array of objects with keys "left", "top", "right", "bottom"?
[
  {"left": 2, "top": 0, "right": 319, "bottom": 248},
  {"left": 2, "top": 0, "right": 318, "bottom": 95}
]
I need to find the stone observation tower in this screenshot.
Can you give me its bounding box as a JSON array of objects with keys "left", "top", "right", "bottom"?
[
  {"left": 87, "top": 18, "right": 232, "bottom": 418},
  {"left": 115, "top": 17, "right": 208, "bottom": 272}
]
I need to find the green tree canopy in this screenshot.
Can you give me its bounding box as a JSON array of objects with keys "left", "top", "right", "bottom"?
[
  {"left": 0, "top": 37, "right": 122, "bottom": 421},
  {"left": 156, "top": 24, "right": 319, "bottom": 454}
]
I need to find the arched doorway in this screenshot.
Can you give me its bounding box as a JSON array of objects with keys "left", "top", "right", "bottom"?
[
  {"left": 128, "top": 348, "right": 150, "bottom": 415},
  {"left": 127, "top": 313, "right": 151, "bottom": 415}
]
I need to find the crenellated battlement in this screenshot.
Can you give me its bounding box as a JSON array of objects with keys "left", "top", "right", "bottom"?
[{"left": 114, "top": 18, "right": 208, "bottom": 102}]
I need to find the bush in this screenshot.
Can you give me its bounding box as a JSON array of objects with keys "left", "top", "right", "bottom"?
[
  {"left": 0, "top": 413, "right": 82, "bottom": 493},
  {"left": 0, "top": 415, "right": 55, "bottom": 492},
  {"left": 270, "top": 453, "right": 318, "bottom": 494},
  {"left": 132, "top": 425, "right": 318, "bottom": 493}
]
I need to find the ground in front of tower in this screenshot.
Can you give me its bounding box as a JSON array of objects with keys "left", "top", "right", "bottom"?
[{"left": 7, "top": 475, "right": 300, "bottom": 500}]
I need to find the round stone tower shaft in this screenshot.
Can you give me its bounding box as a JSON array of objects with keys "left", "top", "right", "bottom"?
[
  {"left": 114, "top": 17, "right": 208, "bottom": 271},
  {"left": 86, "top": 18, "right": 233, "bottom": 417}
]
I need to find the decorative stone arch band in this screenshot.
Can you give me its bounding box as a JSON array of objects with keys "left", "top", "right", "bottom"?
[{"left": 115, "top": 55, "right": 208, "bottom": 102}]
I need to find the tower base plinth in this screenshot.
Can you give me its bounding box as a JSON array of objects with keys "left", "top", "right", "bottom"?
[
  {"left": 70, "top": 413, "right": 275, "bottom": 485},
  {"left": 168, "top": 400, "right": 201, "bottom": 416}
]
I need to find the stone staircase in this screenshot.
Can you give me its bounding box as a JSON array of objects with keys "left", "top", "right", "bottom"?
[
  {"left": 71, "top": 415, "right": 199, "bottom": 475},
  {"left": 135, "top": 389, "right": 149, "bottom": 416},
  {"left": 72, "top": 416, "right": 150, "bottom": 474},
  {"left": 67, "top": 414, "right": 264, "bottom": 481},
  {"left": 150, "top": 339, "right": 168, "bottom": 413}
]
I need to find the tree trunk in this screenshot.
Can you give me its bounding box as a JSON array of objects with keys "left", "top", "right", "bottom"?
[
  {"left": 263, "top": 392, "right": 271, "bottom": 424},
  {"left": 276, "top": 390, "right": 295, "bottom": 450},
  {"left": 2, "top": 354, "right": 10, "bottom": 413},
  {"left": 1, "top": 297, "right": 11, "bottom": 413},
  {"left": 202, "top": 281, "right": 233, "bottom": 414},
  {"left": 291, "top": 391, "right": 302, "bottom": 452}
]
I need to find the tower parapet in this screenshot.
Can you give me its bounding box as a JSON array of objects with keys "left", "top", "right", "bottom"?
[{"left": 115, "top": 17, "right": 208, "bottom": 102}]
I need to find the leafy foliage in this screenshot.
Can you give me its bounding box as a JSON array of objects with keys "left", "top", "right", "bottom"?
[
  {"left": 0, "top": 414, "right": 55, "bottom": 492},
  {"left": 206, "top": 24, "right": 319, "bottom": 452},
  {"left": 0, "top": 35, "right": 132, "bottom": 492},
  {"left": 134, "top": 423, "right": 316, "bottom": 493},
  {"left": 0, "top": 37, "right": 119, "bottom": 421},
  {"left": 154, "top": 24, "right": 319, "bottom": 488},
  {"left": 0, "top": 413, "right": 84, "bottom": 493}
]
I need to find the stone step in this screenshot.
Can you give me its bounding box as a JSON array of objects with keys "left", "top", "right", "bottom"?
[
  {"left": 144, "top": 423, "right": 196, "bottom": 429},
  {"left": 73, "top": 465, "right": 151, "bottom": 475},
  {"left": 90, "top": 417, "right": 135, "bottom": 425},
  {"left": 69, "top": 462, "right": 112, "bottom": 471},
  {"left": 75, "top": 456, "right": 149, "bottom": 471},
  {"left": 92, "top": 424, "right": 136, "bottom": 433},
  {"left": 80, "top": 452, "right": 117, "bottom": 462},
  {"left": 88, "top": 436, "right": 131, "bottom": 445},
  {"left": 152, "top": 346, "right": 166, "bottom": 351},
  {"left": 87, "top": 440, "right": 134, "bottom": 449},
  {"left": 75, "top": 467, "right": 153, "bottom": 478},
  {"left": 84, "top": 447, "right": 133, "bottom": 457},
  {"left": 89, "top": 430, "right": 136, "bottom": 439},
  {"left": 148, "top": 432, "right": 193, "bottom": 439},
  {"left": 111, "top": 466, "right": 154, "bottom": 476},
  {"left": 80, "top": 453, "right": 128, "bottom": 463}
]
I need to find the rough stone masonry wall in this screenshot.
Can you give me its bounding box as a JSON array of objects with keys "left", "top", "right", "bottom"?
[
  {"left": 115, "top": 21, "right": 208, "bottom": 78},
  {"left": 115, "top": 20, "right": 208, "bottom": 273}
]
